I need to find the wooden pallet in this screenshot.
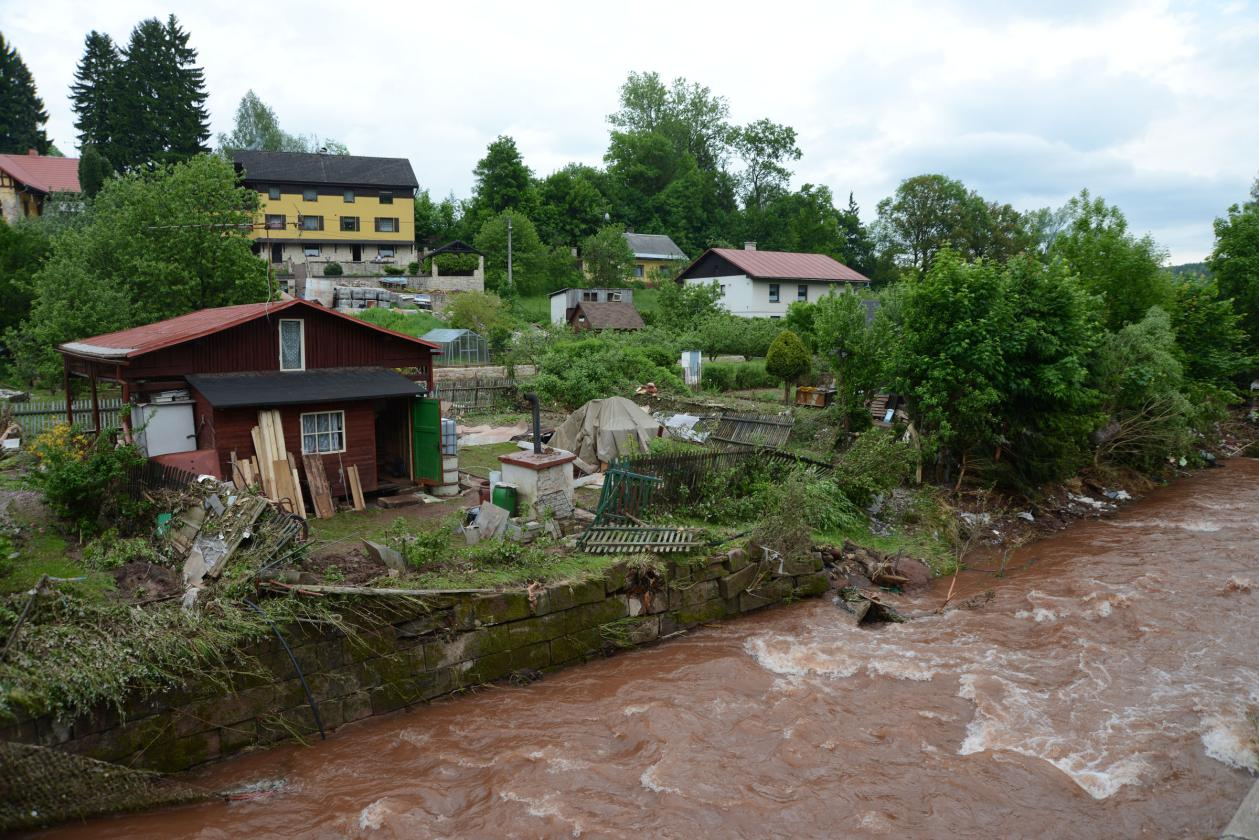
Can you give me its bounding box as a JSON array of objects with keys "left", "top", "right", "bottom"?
[{"left": 577, "top": 525, "right": 700, "bottom": 554}]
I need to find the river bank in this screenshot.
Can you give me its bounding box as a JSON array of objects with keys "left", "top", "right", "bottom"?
[{"left": 21, "top": 457, "right": 1259, "bottom": 838}]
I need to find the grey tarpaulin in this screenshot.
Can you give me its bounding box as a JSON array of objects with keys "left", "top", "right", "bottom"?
[{"left": 550, "top": 397, "right": 662, "bottom": 466}]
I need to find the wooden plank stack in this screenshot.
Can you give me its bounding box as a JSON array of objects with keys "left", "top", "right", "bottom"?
[{"left": 241, "top": 410, "right": 326, "bottom": 520}]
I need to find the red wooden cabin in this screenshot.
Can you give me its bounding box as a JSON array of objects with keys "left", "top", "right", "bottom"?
[{"left": 58, "top": 299, "right": 440, "bottom": 497}]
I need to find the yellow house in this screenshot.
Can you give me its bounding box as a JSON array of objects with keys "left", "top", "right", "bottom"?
[
  {"left": 232, "top": 150, "right": 418, "bottom": 275},
  {"left": 625, "top": 232, "right": 687, "bottom": 282}
]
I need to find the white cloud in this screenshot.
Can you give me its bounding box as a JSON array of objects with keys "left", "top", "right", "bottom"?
[{"left": 2, "top": 0, "right": 1254, "bottom": 261}]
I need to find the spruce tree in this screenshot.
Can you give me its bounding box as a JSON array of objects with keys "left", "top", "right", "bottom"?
[
  {"left": 0, "top": 33, "right": 50, "bottom": 155},
  {"left": 113, "top": 15, "right": 209, "bottom": 170},
  {"left": 70, "top": 31, "right": 120, "bottom": 164}
]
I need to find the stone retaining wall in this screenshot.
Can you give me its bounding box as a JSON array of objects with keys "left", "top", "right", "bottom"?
[{"left": 0, "top": 551, "right": 829, "bottom": 774}]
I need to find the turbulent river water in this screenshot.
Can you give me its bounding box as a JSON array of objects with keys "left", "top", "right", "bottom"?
[{"left": 36, "top": 460, "right": 1259, "bottom": 839}]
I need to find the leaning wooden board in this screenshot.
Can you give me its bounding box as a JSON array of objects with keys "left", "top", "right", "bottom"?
[
  {"left": 346, "top": 465, "right": 367, "bottom": 511},
  {"left": 302, "top": 454, "right": 336, "bottom": 519}
]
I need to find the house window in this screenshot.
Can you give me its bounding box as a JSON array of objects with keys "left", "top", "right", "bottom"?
[
  {"left": 340, "top": 216, "right": 359, "bottom": 232},
  {"left": 303, "top": 245, "right": 320, "bottom": 258},
  {"left": 719, "top": 284, "right": 727, "bottom": 296},
  {"left": 798, "top": 284, "right": 808, "bottom": 302},
  {"left": 303, "top": 188, "right": 317, "bottom": 202},
  {"left": 379, "top": 192, "right": 393, "bottom": 204},
  {"left": 582, "top": 290, "right": 598, "bottom": 302},
  {"left": 301, "top": 411, "right": 345, "bottom": 454},
  {"left": 634, "top": 264, "right": 644, "bottom": 278},
  {"left": 608, "top": 291, "right": 622, "bottom": 301},
  {"left": 279, "top": 319, "right": 305, "bottom": 371},
  {"left": 343, "top": 190, "right": 355, "bottom": 203},
  {"left": 379, "top": 246, "right": 395, "bottom": 258},
  {"left": 265, "top": 214, "right": 285, "bottom": 230},
  {"left": 268, "top": 186, "right": 281, "bottom": 200},
  {"left": 769, "top": 283, "right": 780, "bottom": 303},
  {"left": 301, "top": 215, "right": 324, "bottom": 231},
  {"left": 374, "top": 217, "right": 399, "bottom": 233}
]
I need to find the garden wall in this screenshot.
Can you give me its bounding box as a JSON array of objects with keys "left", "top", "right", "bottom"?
[{"left": 0, "top": 550, "right": 830, "bottom": 774}]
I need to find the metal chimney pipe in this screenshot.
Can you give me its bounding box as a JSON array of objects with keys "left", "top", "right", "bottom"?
[{"left": 524, "top": 392, "right": 542, "bottom": 454}]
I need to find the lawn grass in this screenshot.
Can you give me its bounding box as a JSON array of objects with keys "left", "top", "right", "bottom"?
[
  {"left": 0, "top": 517, "right": 114, "bottom": 598},
  {"left": 402, "top": 550, "right": 625, "bottom": 590},
  {"left": 458, "top": 442, "right": 519, "bottom": 478}
]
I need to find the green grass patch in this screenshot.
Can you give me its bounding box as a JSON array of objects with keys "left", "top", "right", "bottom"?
[
  {"left": 459, "top": 442, "right": 519, "bottom": 478},
  {"left": 402, "top": 550, "right": 623, "bottom": 591}
]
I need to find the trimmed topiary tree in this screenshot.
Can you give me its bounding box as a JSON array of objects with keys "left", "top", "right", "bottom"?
[
  {"left": 323, "top": 261, "right": 342, "bottom": 276},
  {"left": 766, "top": 329, "right": 811, "bottom": 405}
]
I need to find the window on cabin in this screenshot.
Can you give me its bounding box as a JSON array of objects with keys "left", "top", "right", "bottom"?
[
  {"left": 279, "top": 319, "right": 305, "bottom": 370},
  {"left": 582, "top": 290, "right": 598, "bottom": 302},
  {"left": 768, "top": 283, "right": 780, "bottom": 303},
  {"left": 608, "top": 291, "right": 622, "bottom": 301},
  {"left": 301, "top": 411, "right": 345, "bottom": 454},
  {"left": 303, "top": 188, "right": 317, "bottom": 201},
  {"left": 798, "top": 284, "right": 808, "bottom": 301},
  {"left": 268, "top": 186, "right": 281, "bottom": 200}
]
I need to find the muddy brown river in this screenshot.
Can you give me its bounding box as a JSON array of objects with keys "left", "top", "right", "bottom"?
[{"left": 35, "top": 461, "right": 1259, "bottom": 838}]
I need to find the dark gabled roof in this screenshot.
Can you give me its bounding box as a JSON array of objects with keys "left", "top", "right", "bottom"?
[
  {"left": 187, "top": 367, "right": 424, "bottom": 408},
  {"left": 571, "top": 301, "right": 644, "bottom": 330},
  {"left": 58, "top": 299, "right": 439, "bottom": 361},
  {"left": 676, "top": 248, "right": 872, "bottom": 284},
  {"left": 232, "top": 151, "right": 418, "bottom": 189},
  {"left": 425, "top": 239, "right": 484, "bottom": 258},
  {"left": 624, "top": 232, "right": 687, "bottom": 260}
]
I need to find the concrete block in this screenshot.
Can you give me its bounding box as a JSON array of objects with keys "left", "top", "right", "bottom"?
[{"left": 718, "top": 560, "right": 764, "bottom": 600}]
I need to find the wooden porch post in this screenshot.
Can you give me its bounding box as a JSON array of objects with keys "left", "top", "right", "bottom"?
[
  {"left": 89, "top": 366, "right": 101, "bottom": 434},
  {"left": 63, "top": 355, "right": 74, "bottom": 426}
]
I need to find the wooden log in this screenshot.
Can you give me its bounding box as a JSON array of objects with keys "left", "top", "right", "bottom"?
[
  {"left": 301, "top": 453, "right": 336, "bottom": 519},
  {"left": 347, "top": 465, "right": 366, "bottom": 511}
]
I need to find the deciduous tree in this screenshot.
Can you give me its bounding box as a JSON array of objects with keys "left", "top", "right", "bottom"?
[
  {"left": 765, "top": 329, "right": 811, "bottom": 404},
  {"left": 581, "top": 225, "right": 634, "bottom": 287},
  {"left": 1208, "top": 179, "right": 1259, "bottom": 362}
]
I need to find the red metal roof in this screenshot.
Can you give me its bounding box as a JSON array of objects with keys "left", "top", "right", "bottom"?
[
  {"left": 704, "top": 248, "right": 870, "bottom": 283},
  {"left": 0, "top": 151, "right": 81, "bottom": 194},
  {"left": 59, "top": 299, "right": 440, "bottom": 360}
]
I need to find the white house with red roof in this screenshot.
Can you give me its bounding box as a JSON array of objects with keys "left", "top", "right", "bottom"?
[
  {"left": 674, "top": 242, "right": 871, "bottom": 318},
  {"left": 0, "top": 149, "right": 81, "bottom": 224}
]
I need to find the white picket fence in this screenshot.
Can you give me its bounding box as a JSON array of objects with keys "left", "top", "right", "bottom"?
[{"left": 6, "top": 398, "right": 124, "bottom": 436}]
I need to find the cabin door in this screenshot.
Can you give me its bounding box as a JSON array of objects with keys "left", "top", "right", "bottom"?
[
  {"left": 351, "top": 244, "right": 362, "bottom": 262},
  {"left": 270, "top": 243, "right": 283, "bottom": 263},
  {"left": 411, "top": 397, "right": 442, "bottom": 483}
]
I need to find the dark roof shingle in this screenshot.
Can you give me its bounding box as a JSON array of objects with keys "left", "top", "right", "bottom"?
[
  {"left": 187, "top": 368, "right": 424, "bottom": 408},
  {"left": 233, "top": 151, "right": 418, "bottom": 189},
  {"left": 572, "top": 301, "right": 644, "bottom": 330},
  {"left": 624, "top": 233, "right": 686, "bottom": 260}
]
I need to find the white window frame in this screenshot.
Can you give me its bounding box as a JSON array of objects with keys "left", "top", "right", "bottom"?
[
  {"left": 769, "top": 283, "right": 780, "bottom": 303},
  {"left": 798, "top": 284, "right": 808, "bottom": 302},
  {"left": 300, "top": 410, "right": 346, "bottom": 455},
  {"left": 303, "top": 244, "right": 321, "bottom": 258},
  {"left": 279, "top": 319, "right": 305, "bottom": 371}
]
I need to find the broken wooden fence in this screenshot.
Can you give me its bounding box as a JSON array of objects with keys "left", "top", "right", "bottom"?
[
  {"left": 122, "top": 460, "right": 200, "bottom": 496},
  {"left": 7, "top": 398, "right": 123, "bottom": 436},
  {"left": 710, "top": 412, "right": 794, "bottom": 448},
  {"left": 618, "top": 447, "right": 825, "bottom": 507},
  {"left": 577, "top": 524, "right": 701, "bottom": 554},
  {"left": 433, "top": 378, "right": 516, "bottom": 408}
]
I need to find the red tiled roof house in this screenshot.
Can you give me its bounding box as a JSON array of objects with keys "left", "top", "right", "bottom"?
[
  {"left": 674, "top": 242, "right": 871, "bottom": 319},
  {"left": 57, "top": 299, "right": 439, "bottom": 497},
  {"left": 0, "top": 149, "right": 81, "bottom": 224}
]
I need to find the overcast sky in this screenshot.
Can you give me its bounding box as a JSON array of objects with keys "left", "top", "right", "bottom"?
[{"left": 3, "top": 0, "right": 1256, "bottom": 262}]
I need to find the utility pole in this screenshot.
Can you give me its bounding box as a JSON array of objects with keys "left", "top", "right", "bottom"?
[{"left": 506, "top": 215, "right": 513, "bottom": 291}]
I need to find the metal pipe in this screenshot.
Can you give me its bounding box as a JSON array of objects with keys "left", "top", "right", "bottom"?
[
  {"left": 524, "top": 392, "right": 542, "bottom": 454},
  {"left": 242, "top": 599, "right": 326, "bottom": 740}
]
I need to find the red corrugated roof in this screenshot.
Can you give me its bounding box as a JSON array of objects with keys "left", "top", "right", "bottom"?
[
  {"left": 59, "top": 299, "right": 440, "bottom": 360},
  {"left": 705, "top": 248, "right": 870, "bottom": 283},
  {"left": 0, "top": 152, "right": 81, "bottom": 194}
]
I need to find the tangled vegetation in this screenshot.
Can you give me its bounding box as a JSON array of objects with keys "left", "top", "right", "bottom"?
[{"left": 26, "top": 424, "right": 147, "bottom": 538}]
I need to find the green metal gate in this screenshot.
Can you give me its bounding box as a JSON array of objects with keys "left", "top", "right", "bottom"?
[{"left": 411, "top": 397, "right": 442, "bottom": 483}]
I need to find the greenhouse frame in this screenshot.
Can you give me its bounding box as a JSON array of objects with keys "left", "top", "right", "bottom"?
[{"left": 422, "top": 328, "right": 490, "bottom": 367}]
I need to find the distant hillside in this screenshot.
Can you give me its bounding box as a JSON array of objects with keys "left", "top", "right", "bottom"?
[{"left": 1169, "top": 262, "right": 1210, "bottom": 278}]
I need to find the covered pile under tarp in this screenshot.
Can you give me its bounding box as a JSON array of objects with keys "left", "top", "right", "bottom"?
[{"left": 550, "top": 397, "right": 662, "bottom": 466}]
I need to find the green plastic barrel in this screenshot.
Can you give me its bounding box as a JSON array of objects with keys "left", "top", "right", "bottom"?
[{"left": 491, "top": 484, "right": 518, "bottom": 516}]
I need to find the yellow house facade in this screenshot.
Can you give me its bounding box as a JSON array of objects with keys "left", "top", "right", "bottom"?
[
  {"left": 233, "top": 150, "right": 418, "bottom": 275},
  {"left": 625, "top": 232, "right": 688, "bottom": 282}
]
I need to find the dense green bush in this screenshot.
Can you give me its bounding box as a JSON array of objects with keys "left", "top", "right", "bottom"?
[
  {"left": 354, "top": 307, "right": 447, "bottom": 337},
  {"left": 701, "top": 359, "right": 777, "bottom": 392},
  {"left": 832, "top": 428, "right": 917, "bottom": 507},
  {"left": 531, "top": 336, "right": 684, "bottom": 408},
  {"left": 766, "top": 329, "right": 812, "bottom": 403},
  {"left": 323, "top": 261, "right": 343, "bottom": 276},
  {"left": 28, "top": 424, "right": 147, "bottom": 536},
  {"left": 383, "top": 265, "right": 405, "bottom": 276},
  {"left": 407, "top": 260, "right": 420, "bottom": 276}
]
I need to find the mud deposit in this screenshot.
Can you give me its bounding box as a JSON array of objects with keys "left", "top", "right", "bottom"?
[{"left": 35, "top": 461, "right": 1259, "bottom": 838}]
